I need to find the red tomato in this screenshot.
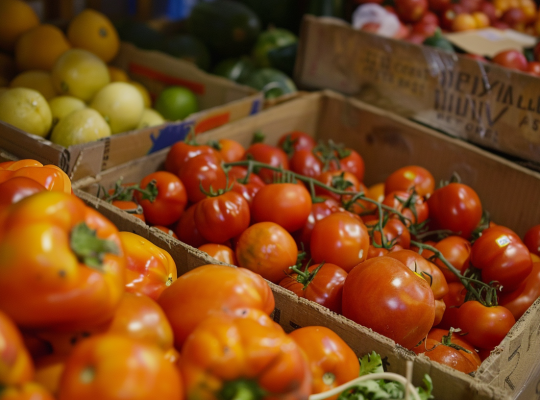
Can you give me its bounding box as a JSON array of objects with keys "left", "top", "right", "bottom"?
[
  {"left": 279, "top": 262, "right": 348, "bottom": 313},
  {"left": 440, "top": 3, "right": 467, "bottom": 29},
  {"left": 456, "top": 301, "right": 515, "bottom": 350},
  {"left": 342, "top": 256, "right": 435, "bottom": 349},
  {"left": 395, "top": 0, "right": 428, "bottom": 22},
  {"left": 227, "top": 166, "right": 266, "bottom": 207},
  {"left": 433, "top": 236, "right": 472, "bottom": 283},
  {"left": 164, "top": 141, "right": 218, "bottom": 175},
  {"left": 243, "top": 143, "right": 290, "bottom": 184},
  {"left": 523, "top": 224, "right": 540, "bottom": 256},
  {"left": 413, "top": 334, "right": 479, "bottom": 374},
  {"left": 471, "top": 226, "right": 532, "bottom": 292},
  {"left": 251, "top": 183, "right": 312, "bottom": 232},
  {"left": 526, "top": 61, "right": 540, "bottom": 76},
  {"left": 236, "top": 222, "right": 298, "bottom": 283},
  {"left": 134, "top": 171, "right": 187, "bottom": 226},
  {"left": 293, "top": 196, "right": 342, "bottom": 250},
  {"left": 177, "top": 152, "right": 228, "bottom": 204},
  {"left": 428, "top": 328, "right": 482, "bottom": 367},
  {"left": 289, "top": 149, "right": 322, "bottom": 178},
  {"left": 111, "top": 200, "right": 145, "bottom": 222},
  {"left": 335, "top": 149, "right": 365, "bottom": 182},
  {"left": 382, "top": 190, "right": 429, "bottom": 225},
  {"left": 158, "top": 264, "right": 275, "bottom": 347},
  {"left": 384, "top": 165, "right": 435, "bottom": 197},
  {"left": 173, "top": 204, "right": 208, "bottom": 248},
  {"left": 209, "top": 138, "right": 245, "bottom": 162},
  {"left": 386, "top": 249, "right": 449, "bottom": 300},
  {"left": 153, "top": 225, "right": 178, "bottom": 239},
  {"left": 289, "top": 326, "right": 360, "bottom": 399},
  {"left": 277, "top": 130, "right": 316, "bottom": 155},
  {"left": 0, "top": 177, "right": 46, "bottom": 212},
  {"left": 310, "top": 212, "right": 370, "bottom": 272},
  {"left": 492, "top": 49, "right": 528, "bottom": 71},
  {"left": 500, "top": 261, "right": 540, "bottom": 320},
  {"left": 197, "top": 243, "right": 237, "bottom": 265},
  {"left": 427, "top": 183, "right": 482, "bottom": 240},
  {"left": 57, "top": 334, "right": 183, "bottom": 400},
  {"left": 437, "top": 282, "right": 466, "bottom": 330},
  {"left": 367, "top": 218, "right": 411, "bottom": 250},
  {"left": 428, "top": 0, "right": 451, "bottom": 12},
  {"left": 194, "top": 191, "right": 250, "bottom": 243},
  {"left": 316, "top": 170, "right": 360, "bottom": 203}
]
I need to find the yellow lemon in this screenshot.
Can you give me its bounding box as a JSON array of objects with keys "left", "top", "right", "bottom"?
[
  {"left": 107, "top": 65, "right": 129, "bottom": 82},
  {"left": 48, "top": 95, "right": 86, "bottom": 126},
  {"left": 90, "top": 82, "right": 144, "bottom": 134},
  {"left": 67, "top": 9, "right": 120, "bottom": 63},
  {"left": 128, "top": 80, "right": 151, "bottom": 108},
  {"left": 0, "top": 0, "right": 40, "bottom": 52},
  {"left": 137, "top": 108, "right": 165, "bottom": 129},
  {"left": 51, "top": 48, "right": 110, "bottom": 102},
  {"left": 15, "top": 24, "right": 71, "bottom": 71},
  {"left": 0, "top": 87, "right": 52, "bottom": 137},
  {"left": 10, "top": 70, "right": 56, "bottom": 100},
  {"left": 50, "top": 108, "right": 110, "bottom": 147}
]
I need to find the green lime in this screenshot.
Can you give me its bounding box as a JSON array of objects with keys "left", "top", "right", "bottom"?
[{"left": 154, "top": 86, "right": 198, "bottom": 121}]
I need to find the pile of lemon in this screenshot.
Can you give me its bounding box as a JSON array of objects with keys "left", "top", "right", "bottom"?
[{"left": 0, "top": 0, "right": 195, "bottom": 147}]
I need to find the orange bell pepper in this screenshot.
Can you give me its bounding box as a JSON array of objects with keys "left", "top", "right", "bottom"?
[
  {"left": 0, "top": 160, "right": 71, "bottom": 194},
  {"left": 0, "top": 191, "right": 125, "bottom": 331},
  {"left": 0, "top": 311, "right": 34, "bottom": 385}
]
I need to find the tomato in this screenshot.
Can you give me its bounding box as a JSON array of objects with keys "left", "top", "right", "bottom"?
[
  {"left": 428, "top": 328, "right": 482, "bottom": 366},
  {"left": 194, "top": 190, "right": 250, "bottom": 243},
  {"left": 236, "top": 222, "right": 298, "bottom": 283},
  {"left": 289, "top": 149, "right": 322, "bottom": 178},
  {"left": 499, "top": 261, "right": 540, "bottom": 320},
  {"left": 243, "top": 143, "right": 290, "bottom": 184},
  {"left": 310, "top": 212, "right": 370, "bottom": 272},
  {"left": 293, "top": 196, "right": 342, "bottom": 250},
  {"left": 526, "top": 61, "right": 540, "bottom": 76},
  {"left": 342, "top": 256, "right": 435, "bottom": 349},
  {"left": 470, "top": 226, "right": 532, "bottom": 292},
  {"left": 174, "top": 204, "right": 208, "bottom": 248},
  {"left": 111, "top": 200, "right": 145, "bottom": 222},
  {"left": 333, "top": 148, "right": 365, "bottom": 182},
  {"left": 0, "top": 310, "right": 34, "bottom": 385},
  {"left": 134, "top": 171, "right": 187, "bottom": 226},
  {"left": 0, "top": 176, "right": 46, "bottom": 213},
  {"left": 367, "top": 218, "right": 411, "bottom": 250},
  {"left": 177, "top": 152, "right": 228, "bottom": 204},
  {"left": 197, "top": 243, "right": 237, "bottom": 265},
  {"left": 0, "top": 382, "right": 55, "bottom": 400},
  {"left": 158, "top": 264, "right": 275, "bottom": 348},
  {"left": 386, "top": 249, "right": 449, "bottom": 299},
  {"left": 427, "top": 183, "right": 482, "bottom": 240},
  {"left": 437, "top": 282, "right": 466, "bottom": 330},
  {"left": 279, "top": 262, "right": 348, "bottom": 313},
  {"left": 278, "top": 130, "right": 316, "bottom": 155},
  {"left": 57, "top": 334, "right": 183, "bottom": 400},
  {"left": 152, "top": 225, "right": 178, "bottom": 239},
  {"left": 289, "top": 326, "right": 360, "bottom": 399},
  {"left": 208, "top": 138, "right": 245, "bottom": 162},
  {"left": 492, "top": 49, "right": 528, "bottom": 71},
  {"left": 395, "top": 0, "right": 428, "bottom": 22},
  {"left": 384, "top": 165, "right": 435, "bottom": 197},
  {"left": 382, "top": 190, "right": 429, "bottom": 226},
  {"left": 119, "top": 231, "right": 177, "bottom": 301},
  {"left": 316, "top": 170, "right": 360, "bottom": 203},
  {"left": 523, "top": 224, "right": 540, "bottom": 256},
  {"left": 434, "top": 299, "right": 446, "bottom": 327},
  {"left": 0, "top": 192, "right": 125, "bottom": 331},
  {"left": 164, "top": 140, "right": 219, "bottom": 175},
  {"left": 456, "top": 301, "right": 515, "bottom": 350},
  {"left": 433, "top": 236, "right": 471, "bottom": 283},
  {"left": 252, "top": 183, "right": 312, "bottom": 232},
  {"left": 227, "top": 166, "right": 266, "bottom": 207},
  {"left": 180, "top": 308, "right": 311, "bottom": 400}
]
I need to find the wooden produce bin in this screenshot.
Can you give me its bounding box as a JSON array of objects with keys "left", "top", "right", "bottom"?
[
  {"left": 74, "top": 90, "right": 540, "bottom": 399},
  {"left": 294, "top": 15, "right": 540, "bottom": 167},
  {"left": 0, "top": 42, "right": 263, "bottom": 181}
]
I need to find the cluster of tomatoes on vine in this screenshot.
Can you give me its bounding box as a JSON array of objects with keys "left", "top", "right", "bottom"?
[{"left": 102, "top": 129, "right": 540, "bottom": 376}]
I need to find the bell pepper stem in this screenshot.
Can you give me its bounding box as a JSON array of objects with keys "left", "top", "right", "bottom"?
[{"left": 70, "top": 222, "right": 120, "bottom": 269}]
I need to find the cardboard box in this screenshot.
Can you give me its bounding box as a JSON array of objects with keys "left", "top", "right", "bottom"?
[
  {"left": 74, "top": 90, "right": 540, "bottom": 399},
  {"left": 294, "top": 16, "right": 540, "bottom": 166},
  {"left": 0, "top": 42, "right": 263, "bottom": 181},
  {"left": 77, "top": 188, "right": 512, "bottom": 400}
]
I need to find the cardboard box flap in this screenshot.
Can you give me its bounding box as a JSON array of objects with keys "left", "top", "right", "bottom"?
[{"left": 444, "top": 28, "right": 538, "bottom": 58}]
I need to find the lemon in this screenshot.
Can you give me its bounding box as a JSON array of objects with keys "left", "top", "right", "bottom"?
[
  {"left": 137, "top": 108, "right": 165, "bottom": 129},
  {"left": 0, "top": 87, "right": 52, "bottom": 137},
  {"left": 10, "top": 70, "right": 57, "bottom": 100},
  {"left": 128, "top": 80, "right": 151, "bottom": 108},
  {"left": 48, "top": 95, "right": 86, "bottom": 126},
  {"left": 50, "top": 108, "right": 110, "bottom": 147},
  {"left": 90, "top": 82, "right": 144, "bottom": 134},
  {"left": 51, "top": 49, "right": 110, "bottom": 102},
  {"left": 154, "top": 86, "right": 198, "bottom": 121}
]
